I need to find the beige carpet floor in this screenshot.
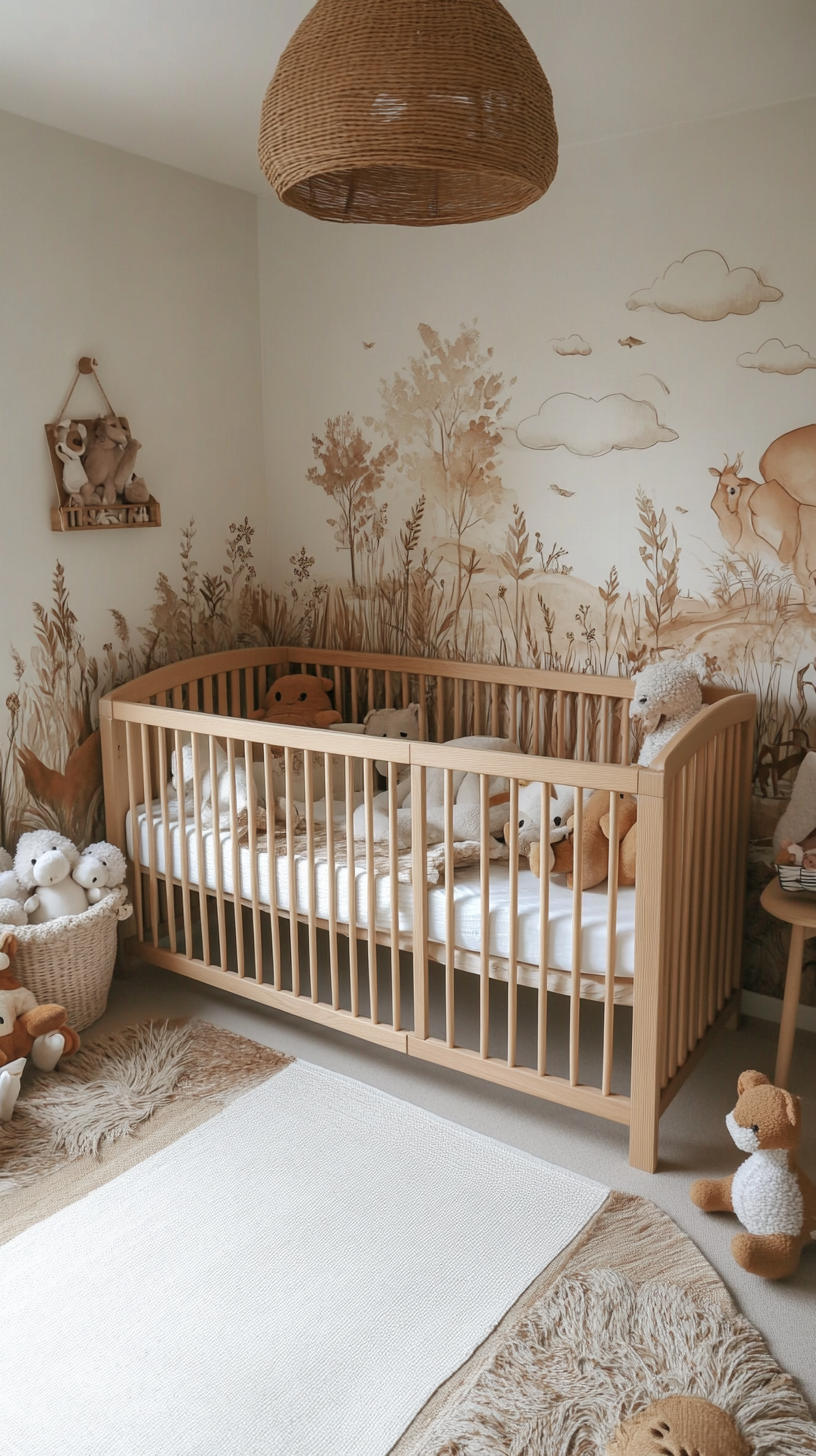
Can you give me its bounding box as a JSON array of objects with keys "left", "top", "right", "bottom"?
[{"left": 85, "top": 960, "right": 816, "bottom": 1415}]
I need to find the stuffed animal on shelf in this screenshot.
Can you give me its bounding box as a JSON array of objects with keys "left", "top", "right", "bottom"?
[
  {"left": 0, "top": 847, "right": 38, "bottom": 927},
  {"left": 252, "top": 674, "right": 342, "bottom": 729},
  {"left": 774, "top": 751, "right": 816, "bottom": 856},
  {"left": 530, "top": 790, "right": 638, "bottom": 888},
  {"left": 83, "top": 414, "right": 141, "bottom": 507},
  {"left": 72, "top": 842, "right": 128, "bottom": 904},
  {"left": 54, "top": 418, "right": 90, "bottom": 502},
  {"left": 13, "top": 832, "right": 88, "bottom": 923},
  {"left": 0, "top": 932, "right": 80, "bottom": 1076},
  {"left": 0, "top": 1056, "right": 26, "bottom": 1122},
  {"left": 690, "top": 1070, "right": 816, "bottom": 1280},
  {"left": 607, "top": 1396, "right": 749, "bottom": 1456}
]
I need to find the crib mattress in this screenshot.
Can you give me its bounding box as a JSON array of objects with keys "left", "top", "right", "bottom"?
[{"left": 126, "top": 802, "right": 637, "bottom": 982}]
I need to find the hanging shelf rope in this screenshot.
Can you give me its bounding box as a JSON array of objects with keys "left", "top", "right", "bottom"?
[{"left": 258, "top": 0, "right": 558, "bottom": 227}]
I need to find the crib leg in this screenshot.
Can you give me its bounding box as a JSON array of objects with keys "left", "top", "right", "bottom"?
[{"left": 628, "top": 1101, "right": 660, "bottom": 1173}]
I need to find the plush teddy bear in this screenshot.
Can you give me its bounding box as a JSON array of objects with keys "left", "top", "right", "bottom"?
[
  {"left": 530, "top": 790, "right": 638, "bottom": 888},
  {"left": 14, "top": 831, "right": 88, "bottom": 923},
  {"left": 690, "top": 1070, "right": 816, "bottom": 1280},
  {"left": 54, "top": 418, "right": 90, "bottom": 502},
  {"left": 363, "top": 703, "right": 421, "bottom": 779},
  {"left": 0, "top": 931, "right": 80, "bottom": 1075},
  {"left": 503, "top": 782, "right": 592, "bottom": 860},
  {"left": 83, "top": 414, "right": 142, "bottom": 506},
  {"left": 0, "top": 847, "right": 38, "bottom": 927},
  {"left": 607, "top": 1396, "right": 749, "bottom": 1456},
  {"left": 72, "top": 841, "right": 128, "bottom": 904},
  {"left": 252, "top": 674, "right": 342, "bottom": 730}
]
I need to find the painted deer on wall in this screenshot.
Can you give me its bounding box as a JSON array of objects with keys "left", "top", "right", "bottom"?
[{"left": 709, "top": 424, "right": 816, "bottom": 608}]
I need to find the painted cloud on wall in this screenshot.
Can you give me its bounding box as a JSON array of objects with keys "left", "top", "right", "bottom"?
[
  {"left": 551, "top": 334, "right": 592, "bottom": 356},
  {"left": 626, "top": 249, "right": 782, "bottom": 321},
  {"left": 737, "top": 339, "right": 816, "bottom": 374},
  {"left": 516, "top": 392, "right": 678, "bottom": 456}
]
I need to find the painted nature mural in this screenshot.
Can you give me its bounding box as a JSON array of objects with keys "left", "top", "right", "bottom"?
[{"left": 268, "top": 304, "right": 816, "bottom": 1006}]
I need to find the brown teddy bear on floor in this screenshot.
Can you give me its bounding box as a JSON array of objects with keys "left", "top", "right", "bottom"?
[
  {"left": 252, "top": 673, "right": 342, "bottom": 729},
  {"left": 690, "top": 1070, "right": 816, "bottom": 1279},
  {"left": 607, "top": 1396, "right": 749, "bottom": 1455},
  {"left": 0, "top": 931, "right": 80, "bottom": 1072}
]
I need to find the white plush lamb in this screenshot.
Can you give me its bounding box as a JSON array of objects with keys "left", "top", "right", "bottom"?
[
  {"left": 629, "top": 655, "right": 705, "bottom": 766},
  {"left": 73, "top": 841, "right": 128, "bottom": 905},
  {"left": 0, "top": 847, "right": 37, "bottom": 926},
  {"left": 353, "top": 736, "right": 524, "bottom": 848},
  {"left": 171, "top": 741, "right": 249, "bottom": 828},
  {"left": 13, "top": 832, "right": 88, "bottom": 923}
]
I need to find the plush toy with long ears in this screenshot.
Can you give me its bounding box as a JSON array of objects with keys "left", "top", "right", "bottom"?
[
  {"left": 0, "top": 847, "right": 37, "bottom": 927},
  {"left": 0, "top": 931, "right": 80, "bottom": 1076},
  {"left": 252, "top": 674, "right": 342, "bottom": 729},
  {"left": 690, "top": 1070, "right": 816, "bottom": 1279}
]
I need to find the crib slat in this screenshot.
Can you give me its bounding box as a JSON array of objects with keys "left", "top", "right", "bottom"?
[
  {"left": 202, "top": 676, "right": 214, "bottom": 715},
  {"left": 507, "top": 777, "right": 519, "bottom": 1069},
  {"left": 324, "top": 753, "right": 340, "bottom": 1010},
  {"left": 569, "top": 785, "right": 583, "bottom": 1085},
  {"left": 206, "top": 736, "right": 227, "bottom": 969},
  {"left": 350, "top": 670, "right": 359, "bottom": 724},
  {"left": 263, "top": 745, "right": 282, "bottom": 990},
  {"left": 436, "top": 676, "right": 446, "bottom": 742},
  {"left": 367, "top": 668, "right": 375, "bottom": 714},
  {"left": 230, "top": 669, "right": 241, "bottom": 718},
  {"left": 665, "top": 778, "right": 683, "bottom": 1082},
  {"left": 401, "top": 671, "right": 409, "bottom": 710},
  {"left": 226, "top": 739, "right": 245, "bottom": 977},
  {"left": 707, "top": 735, "right": 726, "bottom": 1024},
  {"left": 454, "top": 678, "right": 463, "bottom": 738},
  {"left": 490, "top": 682, "right": 500, "bottom": 737},
  {"left": 576, "top": 694, "right": 586, "bottom": 762},
  {"left": 345, "top": 755, "right": 360, "bottom": 1018},
  {"left": 304, "top": 749, "right": 319, "bottom": 1001},
  {"left": 190, "top": 734, "right": 211, "bottom": 967},
  {"left": 698, "top": 738, "right": 717, "bottom": 1039},
  {"left": 244, "top": 737, "right": 263, "bottom": 982},
  {"left": 284, "top": 746, "right": 300, "bottom": 997},
  {"left": 479, "top": 773, "right": 490, "bottom": 1059},
  {"left": 156, "top": 727, "right": 177, "bottom": 956},
  {"left": 418, "top": 675, "right": 428, "bottom": 741},
  {"left": 620, "top": 699, "right": 631, "bottom": 765},
  {"left": 444, "top": 767, "right": 455, "bottom": 1048},
  {"left": 556, "top": 691, "right": 566, "bottom": 759},
  {"left": 172, "top": 729, "right": 193, "bottom": 960},
  {"left": 125, "top": 722, "right": 145, "bottom": 942},
  {"left": 537, "top": 782, "right": 550, "bottom": 1077},
  {"left": 387, "top": 763, "right": 400, "bottom": 1032},
  {"left": 532, "top": 688, "right": 542, "bottom": 757},
  {"left": 676, "top": 760, "right": 697, "bottom": 1068},
  {"left": 363, "top": 758, "right": 378, "bottom": 1024},
  {"left": 473, "top": 681, "right": 482, "bottom": 736},
  {"left": 411, "top": 764, "right": 429, "bottom": 1040},
  {"left": 141, "top": 725, "right": 159, "bottom": 947},
  {"left": 718, "top": 727, "right": 737, "bottom": 1012},
  {"left": 602, "top": 789, "right": 619, "bottom": 1096}
]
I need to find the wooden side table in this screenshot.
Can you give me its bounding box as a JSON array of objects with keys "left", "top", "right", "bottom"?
[{"left": 759, "top": 877, "right": 816, "bottom": 1088}]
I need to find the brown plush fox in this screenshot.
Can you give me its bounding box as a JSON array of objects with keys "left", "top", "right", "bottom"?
[
  {"left": 0, "top": 932, "right": 80, "bottom": 1071},
  {"left": 690, "top": 1070, "right": 816, "bottom": 1279}
]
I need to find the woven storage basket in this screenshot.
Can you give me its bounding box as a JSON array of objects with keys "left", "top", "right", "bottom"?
[
  {"left": 5, "top": 891, "right": 129, "bottom": 1031},
  {"left": 776, "top": 863, "right": 816, "bottom": 895}
]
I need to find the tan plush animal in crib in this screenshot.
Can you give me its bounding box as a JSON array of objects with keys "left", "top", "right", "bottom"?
[
  {"left": 690, "top": 1070, "right": 816, "bottom": 1279},
  {"left": 252, "top": 674, "right": 342, "bottom": 729},
  {"left": 530, "top": 791, "right": 637, "bottom": 889}
]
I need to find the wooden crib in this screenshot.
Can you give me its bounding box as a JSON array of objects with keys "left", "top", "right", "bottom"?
[{"left": 99, "top": 647, "right": 754, "bottom": 1171}]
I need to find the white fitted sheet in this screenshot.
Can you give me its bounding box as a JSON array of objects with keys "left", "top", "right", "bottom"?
[{"left": 126, "top": 800, "right": 637, "bottom": 981}]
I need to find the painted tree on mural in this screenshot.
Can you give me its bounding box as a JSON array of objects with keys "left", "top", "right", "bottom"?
[
  {"left": 370, "top": 323, "right": 515, "bottom": 646},
  {"left": 307, "top": 413, "right": 396, "bottom": 589}
]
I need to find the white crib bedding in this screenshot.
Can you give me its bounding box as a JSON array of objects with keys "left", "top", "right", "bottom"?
[{"left": 126, "top": 800, "right": 637, "bottom": 982}]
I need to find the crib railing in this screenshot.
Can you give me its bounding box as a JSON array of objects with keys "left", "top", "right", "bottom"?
[{"left": 100, "top": 647, "right": 754, "bottom": 1170}]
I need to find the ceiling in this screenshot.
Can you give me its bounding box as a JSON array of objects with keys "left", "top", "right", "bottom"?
[{"left": 1, "top": 1, "right": 814, "bottom": 194}]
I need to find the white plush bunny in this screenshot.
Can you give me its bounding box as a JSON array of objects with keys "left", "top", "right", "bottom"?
[{"left": 54, "top": 418, "right": 89, "bottom": 498}]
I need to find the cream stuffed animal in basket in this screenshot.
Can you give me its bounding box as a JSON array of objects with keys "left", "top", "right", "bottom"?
[
  {"left": 0, "top": 847, "right": 38, "bottom": 926},
  {"left": 73, "top": 842, "right": 128, "bottom": 905},
  {"left": 13, "top": 832, "right": 88, "bottom": 923}
]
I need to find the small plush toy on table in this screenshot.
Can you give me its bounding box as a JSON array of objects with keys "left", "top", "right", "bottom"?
[{"left": 690, "top": 1070, "right": 816, "bottom": 1279}]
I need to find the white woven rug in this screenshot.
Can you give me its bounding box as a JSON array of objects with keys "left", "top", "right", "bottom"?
[{"left": 1, "top": 1062, "right": 607, "bottom": 1456}]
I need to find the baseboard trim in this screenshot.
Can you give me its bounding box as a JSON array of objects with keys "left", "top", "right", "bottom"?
[{"left": 742, "top": 990, "right": 816, "bottom": 1034}]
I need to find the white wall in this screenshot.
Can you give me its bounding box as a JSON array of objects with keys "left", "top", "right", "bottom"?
[{"left": 0, "top": 109, "right": 268, "bottom": 678}]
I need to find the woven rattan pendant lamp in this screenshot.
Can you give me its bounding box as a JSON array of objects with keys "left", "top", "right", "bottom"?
[{"left": 258, "top": 0, "right": 557, "bottom": 226}]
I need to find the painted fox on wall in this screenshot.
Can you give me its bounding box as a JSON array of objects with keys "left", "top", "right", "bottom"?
[{"left": 710, "top": 424, "right": 816, "bottom": 607}]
